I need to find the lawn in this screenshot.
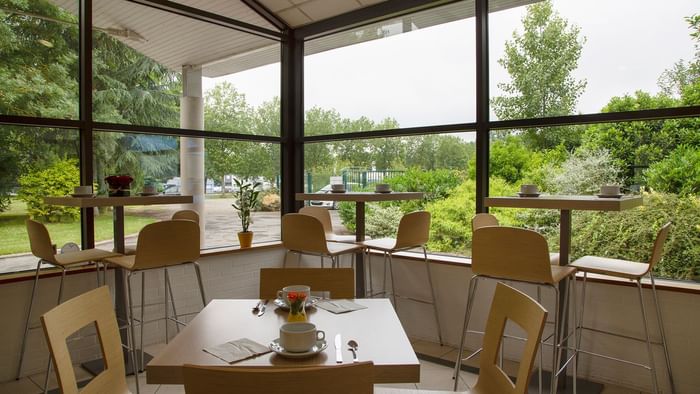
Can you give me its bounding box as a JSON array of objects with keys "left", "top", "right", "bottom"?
[{"left": 0, "top": 199, "right": 156, "bottom": 255}]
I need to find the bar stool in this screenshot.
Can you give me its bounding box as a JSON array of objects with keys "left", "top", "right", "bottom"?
[
  {"left": 473, "top": 213, "right": 560, "bottom": 264},
  {"left": 281, "top": 213, "right": 363, "bottom": 268},
  {"left": 103, "top": 219, "right": 207, "bottom": 371},
  {"left": 570, "top": 222, "right": 674, "bottom": 394},
  {"left": 299, "top": 206, "right": 356, "bottom": 243},
  {"left": 17, "top": 220, "right": 121, "bottom": 381},
  {"left": 361, "top": 211, "right": 443, "bottom": 345},
  {"left": 453, "top": 226, "right": 577, "bottom": 394}
]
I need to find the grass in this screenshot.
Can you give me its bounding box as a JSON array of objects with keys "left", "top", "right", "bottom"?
[{"left": 0, "top": 199, "right": 156, "bottom": 255}]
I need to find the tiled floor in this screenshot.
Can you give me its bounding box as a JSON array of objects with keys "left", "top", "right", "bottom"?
[{"left": 1, "top": 341, "right": 648, "bottom": 394}]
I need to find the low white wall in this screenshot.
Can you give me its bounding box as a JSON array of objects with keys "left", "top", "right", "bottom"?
[{"left": 0, "top": 247, "right": 697, "bottom": 393}]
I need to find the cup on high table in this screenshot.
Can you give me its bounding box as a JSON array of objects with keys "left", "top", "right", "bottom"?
[
  {"left": 279, "top": 322, "right": 325, "bottom": 352},
  {"left": 600, "top": 185, "right": 621, "bottom": 196},
  {"left": 74, "top": 185, "right": 92, "bottom": 195},
  {"left": 520, "top": 184, "right": 538, "bottom": 195},
  {"left": 143, "top": 184, "right": 157, "bottom": 194},
  {"left": 331, "top": 183, "right": 345, "bottom": 192},
  {"left": 374, "top": 183, "right": 391, "bottom": 193}
]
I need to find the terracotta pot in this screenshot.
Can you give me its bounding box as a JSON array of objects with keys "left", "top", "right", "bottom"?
[{"left": 238, "top": 231, "right": 253, "bottom": 248}]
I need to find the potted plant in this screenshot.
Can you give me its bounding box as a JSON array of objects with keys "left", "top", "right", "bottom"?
[{"left": 231, "top": 178, "right": 261, "bottom": 248}]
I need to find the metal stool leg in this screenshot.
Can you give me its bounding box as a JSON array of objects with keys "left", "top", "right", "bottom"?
[
  {"left": 194, "top": 262, "right": 207, "bottom": 307},
  {"left": 42, "top": 267, "right": 67, "bottom": 393},
  {"left": 550, "top": 286, "right": 561, "bottom": 394},
  {"left": 453, "top": 275, "right": 480, "bottom": 391},
  {"left": 387, "top": 253, "right": 397, "bottom": 308},
  {"left": 537, "top": 286, "right": 543, "bottom": 394},
  {"left": 164, "top": 269, "right": 170, "bottom": 344},
  {"left": 423, "top": 247, "right": 443, "bottom": 345},
  {"left": 17, "top": 260, "right": 43, "bottom": 380},
  {"left": 571, "top": 276, "right": 578, "bottom": 394},
  {"left": 650, "top": 274, "right": 675, "bottom": 394},
  {"left": 636, "top": 280, "right": 659, "bottom": 394},
  {"left": 125, "top": 270, "right": 140, "bottom": 394},
  {"left": 139, "top": 271, "right": 146, "bottom": 371},
  {"left": 366, "top": 249, "right": 373, "bottom": 297},
  {"left": 381, "top": 252, "right": 388, "bottom": 297},
  {"left": 165, "top": 268, "right": 180, "bottom": 334}
]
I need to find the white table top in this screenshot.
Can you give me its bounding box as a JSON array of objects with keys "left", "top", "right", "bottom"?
[
  {"left": 296, "top": 192, "right": 423, "bottom": 202},
  {"left": 485, "top": 194, "right": 643, "bottom": 211},
  {"left": 146, "top": 299, "right": 420, "bottom": 385}
]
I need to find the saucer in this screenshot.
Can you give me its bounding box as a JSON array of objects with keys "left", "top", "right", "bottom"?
[
  {"left": 269, "top": 338, "right": 327, "bottom": 358},
  {"left": 70, "top": 193, "right": 95, "bottom": 198},
  {"left": 330, "top": 190, "right": 346, "bottom": 193},
  {"left": 517, "top": 192, "right": 540, "bottom": 197},
  {"left": 274, "top": 296, "right": 321, "bottom": 310},
  {"left": 597, "top": 194, "right": 623, "bottom": 198},
  {"left": 374, "top": 190, "right": 392, "bottom": 194},
  {"left": 138, "top": 192, "right": 159, "bottom": 196}
]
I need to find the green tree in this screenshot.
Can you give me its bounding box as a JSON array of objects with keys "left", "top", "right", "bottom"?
[{"left": 492, "top": 0, "right": 586, "bottom": 150}]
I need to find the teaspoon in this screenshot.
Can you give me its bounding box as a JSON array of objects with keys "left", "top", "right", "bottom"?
[{"left": 347, "top": 340, "right": 359, "bottom": 362}]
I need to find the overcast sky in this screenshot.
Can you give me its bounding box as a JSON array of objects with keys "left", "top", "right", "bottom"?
[{"left": 203, "top": 0, "right": 698, "bottom": 131}]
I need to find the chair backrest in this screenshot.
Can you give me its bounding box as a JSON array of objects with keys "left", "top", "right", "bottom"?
[
  {"left": 259, "top": 268, "right": 355, "bottom": 299},
  {"left": 133, "top": 219, "right": 200, "bottom": 269},
  {"left": 472, "top": 213, "right": 499, "bottom": 231},
  {"left": 394, "top": 211, "right": 431, "bottom": 250},
  {"left": 182, "top": 361, "right": 374, "bottom": 394},
  {"left": 647, "top": 222, "right": 672, "bottom": 273},
  {"left": 299, "top": 206, "right": 334, "bottom": 236},
  {"left": 172, "top": 209, "right": 200, "bottom": 222},
  {"left": 473, "top": 282, "right": 547, "bottom": 394},
  {"left": 281, "top": 213, "right": 329, "bottom": 255},
  {"left": 472, "top": 226, "right": 554, "bottom": 283},
  {"left": 40, "top": 286, "right": 127, "bottom": 394},
  {"left": 26, "top": 219, "right": 58, "bottom": 264}
]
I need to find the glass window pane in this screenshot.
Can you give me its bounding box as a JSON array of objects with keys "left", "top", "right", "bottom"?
[
  {"left": 0, "top": 1, "right": 78, "bottom": 119},
  {"left": 304, "top": 1, "right": 475, "bottom": 135},
  {"left": 490, "top": 0, "right": 699, "bottom": 121},
  {"left": 304, "top": 133, "right": 475, "bottom": 256}
]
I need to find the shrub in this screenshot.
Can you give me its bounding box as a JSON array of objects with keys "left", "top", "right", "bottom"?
[
  {"left": 259, "top": 192, "right": 280, "bottom": 211},
  {"left": 551, "top": 147, "right": 623, "bottom": 195},
  {"left": 18, "top": 159, "right": 80, "bottom": 222},
  {"left": 570, "top": 192, "right": 700, "bottom": 280},
  {"left": 384, "top": 168, "right": 465, "bottom": 212},
  {"left": 365, "top": 205, "right": 403, "bottom": 239},
  {"left": 645, "top": 145, "right": 700, "bottom": 196}
]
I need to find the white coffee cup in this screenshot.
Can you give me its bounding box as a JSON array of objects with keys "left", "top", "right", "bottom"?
[
  {"left": 600, "top": 185, "right": 621, "bottom": 196},
  {"left": 74, "top": 185, "right": 92, "bottom": 195},
  {"left": 520, "top": 184, "right": 538, "bottom": 194},
  {"left": 143, "top": 184, "right": 157, "bottom": 194},
  {"left": 279, "top": 322, "right": 325, "bottom": 352},
  {"left": 375, "top": 183, "right": 390, "bottom": 192},
  {"left": 276, "top": 285, "right": 311, "bottom": 304}
]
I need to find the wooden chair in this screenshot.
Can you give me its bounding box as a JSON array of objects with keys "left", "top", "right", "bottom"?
[
  {"left": 378, "top": 283, "right": 547, "bottom": 394},
  {"left": 40, "top": 286, "right": 133, "bottom": 394},
  {"left": 171, "top": 209, "right": 199, "bottom": 222},
  {"left": 299, "top": 206, "right": 356, "bottom": 242},
  {"left": 570, "top": 222, "right": 674, "bottom": 394},
  {"left": 453, "top": 226, "right": 577, "bottom": 394},
  {"left": 259, "top": 268, "right": 355, "bottom": 299},
  {"left": 182, "top": 361, "right": 374, "bottom": 394},
  {"left": 472, "top": 213, "right": 560, "bottom": 264},
  {"left": 103, "top": 219, "right": 207, "bottom": 374},
  {"left": 281, "top": 213, "right": 363, "bottom": 268},
  {"left": 17, "top": 220, "right": 120, "bottom": 382},
  {"left": 362, "top": 211, "right": 443, "bottom": 345}
]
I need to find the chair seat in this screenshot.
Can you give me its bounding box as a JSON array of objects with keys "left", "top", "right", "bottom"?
[
  {"left": 570, "top": 255, "right": 648, "bottom": 280},
  {"left": 53, "top": 249, "right": 121, "bottom": 266},
  {"left": 361, "top": 238, "right": 398, "bottom": 252},
  {"left": 103, "top": 255, "right": 137, "bottom": 270},
  {"left": 326, "top": 241, "right": 364, "bottom": 256},
  {"left": 551, "top": 265, "right": 577, "bottom": 283},
  {"left": 327, "top": 233, "right": 357, "bottom": 243}
]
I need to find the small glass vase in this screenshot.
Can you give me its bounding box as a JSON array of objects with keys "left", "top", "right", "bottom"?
[{"left": 287, "top": 292, "right": 307, "bottom": 322}]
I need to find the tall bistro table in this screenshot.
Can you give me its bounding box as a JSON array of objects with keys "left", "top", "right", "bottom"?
[
  {"left": 296, "top": 192, "right": 424, "bottom": 296},
  {"left": 43, "top": 195, "right": 193, "bottom": 373},
  {"left": 147, "top": 298, "right": 420, "bottom": 385},
  {"left": 484, "top": 194, "right": 643, "bottom": 388}
]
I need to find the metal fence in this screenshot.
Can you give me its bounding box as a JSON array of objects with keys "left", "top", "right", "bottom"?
[{"left": 305, "top": 168, "right": 404, "bottom": 192}]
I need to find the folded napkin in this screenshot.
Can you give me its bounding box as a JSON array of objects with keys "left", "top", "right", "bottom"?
[
  {"left": 203, "top": 338, "right": 271, "bottom": 364},
  {"left": 316, "top": 299, "right": 368, "bottom": 314}
]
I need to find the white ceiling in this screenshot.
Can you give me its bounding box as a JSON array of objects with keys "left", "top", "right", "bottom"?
[{"left": 50, "top": 0, "right": 537, "bottom": 78}]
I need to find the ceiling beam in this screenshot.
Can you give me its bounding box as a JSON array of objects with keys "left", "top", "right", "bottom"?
[
  {"left": 240, "top": 0, "right": 289, "bottom": 32},
  {"left": 126, "top": 0, "right": 283, "bottom": 41},
  {"left": 296, "top": 0, "right": 459, "bottom": 40}
]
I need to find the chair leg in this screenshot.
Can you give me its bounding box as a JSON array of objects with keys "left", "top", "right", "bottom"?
[
  {"left": 636, "top": 280, "right": 659, "bottom": 394},
  {"left": 17, "top": 260, "right": 43, "bottom": 380},
  {"left": 42, "top": 267, "right": 67, "bottom": 393},
  {"left": 194, "top": 262, "right": 207, "bottom": 307},
  {"left": 124, "top": 270, "right": 140, "bottom": 394},
  {"left": 165, "top": 268, "right": 180, "bottom": 334},
  {"left": 537, "top": 286, "right": 543, "bottom": 394},
  {"left": 650, "top": 274, "right": 675, "bottom": 394},
  {"left": 453, "top": 275, "right": 480, "bottom": 391},
  {"left": 366, "top": 250, "right": 373, "bottom": 297},
  {"left": 387, "top": 253, "right": 397, "bottom": 308},
  {"left": 423, "top": 247, "right": 443, "bottom": 346},
  {"left": 382, "top": 252, "right": 388, "bottom": 297},
  {"left": 550, "top": 286, "right": 560, "bottom": 394},
  {"left": 139, "top": 271, "right": 146, "bottom": 371},
  {"left": 571, "top": 276, "right": 578, "bottom": 394},
  {"left": 164, "top": 269, "right": 170, "bottom": 344}
]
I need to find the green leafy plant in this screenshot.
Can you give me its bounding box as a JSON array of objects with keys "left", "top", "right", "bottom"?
[
  {"left": 18, "top": 159, "right": 80, "bottom": 222},
  {"left": 231, "top": 178, "right": 261, "bottom": 233},
  {"left": 645, "top": 145, "right": 700, "bottom": 196}
]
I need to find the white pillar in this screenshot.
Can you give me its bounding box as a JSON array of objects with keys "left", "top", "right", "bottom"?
[{"left": 180, "top": 65, "right": 206, "bottom": 246}]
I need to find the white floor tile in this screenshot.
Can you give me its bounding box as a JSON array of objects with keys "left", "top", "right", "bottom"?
[{"left": 0, "top": 377, "right": 41, "bottom": 394}]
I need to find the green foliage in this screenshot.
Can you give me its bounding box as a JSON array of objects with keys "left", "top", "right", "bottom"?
[
  {"left": 645, "top": 146, "right": 700, "bottom": 196},
  {"left": 491, "top": 0, "right": 586, "bottom": 149},
  {"left": 550, "top": 147, "right": 623, "bottom": 195},
  {"left": 570, "top": 193, "right": 700, "bottom": 280},
  {"left": 384, "top": 168, "right": 465, "bottom": 212},
  {"left": 365, "top": 205, "right": 403, "bottom": 239},
  {"left": 486, "top": 136, "right": 532, "bottom": 184},
  {"left": 231, "top": 179, "right": 261, "bottom": 232},
  {"left": 18, "top": 159, "right": 79, "bottom": 222}
]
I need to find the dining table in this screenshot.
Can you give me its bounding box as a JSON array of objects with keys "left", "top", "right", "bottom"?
[
  {"left": 146, "top": 298, "right": 420, "bottom": 385},
  {"left": 295, "top": 191, "right": 424, "bottom": 296},
  {"left": 43, "top": 194, "right": 193, "bottom": 374}
]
